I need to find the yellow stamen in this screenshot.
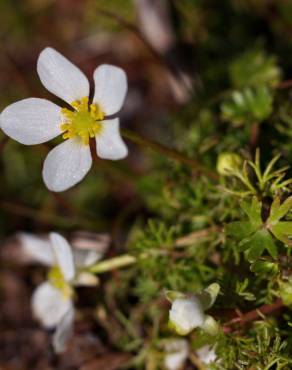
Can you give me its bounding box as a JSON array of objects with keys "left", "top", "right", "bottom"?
[
  {"left": 48, "top": 266, "right": 73, "bottom": 299},
  {"left": 60, "top": 97, "right": 105, "bottom": 145}
]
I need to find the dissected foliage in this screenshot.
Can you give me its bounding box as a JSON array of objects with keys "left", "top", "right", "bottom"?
[{"left": 1, "top": 1, "right": 292, "bottom": 369}]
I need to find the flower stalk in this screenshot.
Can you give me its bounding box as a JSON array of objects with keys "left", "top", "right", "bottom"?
[
  {"left": 89, "top": 254, "right": 137, "bottom": 274},
  {"left": 223, "top": 298, "right": 284, "bottom": 333},
  {"left": 121, "top": 128, "right": 219, "bottom": 181}
]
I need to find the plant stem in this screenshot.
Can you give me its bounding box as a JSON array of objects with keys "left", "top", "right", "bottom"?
[
  {"left": 89, "top": 254, "right": 137, "bottom": 274},
  {"left": 223, "top": 298, "right": 283, "bottom": 332},
  {"left": 175, "top": 225, "right": 222, "bottom": 247},
  {"left": 121, "top": 128, "right": 219, "bottom": 181}
]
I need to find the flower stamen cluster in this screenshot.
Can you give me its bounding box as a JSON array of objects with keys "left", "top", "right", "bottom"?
[
  {"left": 61, "top": 97, "right": 104, "bottom": 145},
  {"left": 48, "top": 266, "right": 73, "bottom": 299}
]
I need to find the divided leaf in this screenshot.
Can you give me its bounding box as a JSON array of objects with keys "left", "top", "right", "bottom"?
[
  {"left": 241, "top": 197, "right": 262, "bottom": 228},
  {"left": 268, "top": 196, "right": 292, "bottom": 225},
  {"left": 269, "top": 221, "right": 292, "bottom": 245},
  {"left": 267, "top": 196, "right": 292, "bottom": 245},
  {"left": 225, "top": 221, "right": 257, "bottom": 241},
  {"left": 230, "top": 49, "right": 281, "bottom": 89},
  {"left": 226, "top": 197, "right": 280, "bottom": 261},
  {"left": 221, "top": 86, "right": 273, "bottom": 126},
  {"left": 244, "top": 229, "right": 277, "bottom": 261}
]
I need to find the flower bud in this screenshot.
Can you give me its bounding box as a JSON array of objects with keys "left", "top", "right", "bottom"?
[
  {"left": 198, "top": 283, "right": 220, "bottom": 310},
  {"left": 201, "top": 315, "right": 219, "bottom": 336},
  {"left": 250, "top": 260, "right": 278, "bottom": 275},
  {"left": 279, "top": 278, "right": 292, "bottom": 306},
  {"left": 216, "top": 152, "right": 242, "bottom": 176}
]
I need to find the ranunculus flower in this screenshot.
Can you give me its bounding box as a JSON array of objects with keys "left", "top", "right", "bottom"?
[
  {"left": 19, "top": 232, "right": 105, "bottom": 352},
  {"left": 196, "top": 345, "right": 217, "bottom": 365},
  {"left": 0, "top": 47, "right": 128, "bottom": 192},
  {"left": 163, "top": 339, "right": 189, "bottom": 370}
]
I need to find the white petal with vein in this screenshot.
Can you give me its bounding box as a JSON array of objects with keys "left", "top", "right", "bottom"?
[
  {"left": 96, "top": 118, "right": 128, "bottom": 160},
  {"left": 37, "top": 47, "right": 89, "bottom": 104},
  {"left": 93, "top": 64, "right": 127, "bottom": 115},
  {"left": 73, "top": 249, "right": 102, "bottom": 268},
  {"left": 0, "top": 98, "right": 61, "bottom": 145},
  {"left": 50, "top": 233, "right": 75, "bottom": 281},
  {"left": 42, "top": 138, "right": 92, "bottom": 192},
  {"left": 32, "top": 282, "right": 73, "bottom": 328},
  {"left": 18, "top": 233, "right": 54, "bottom": 266},
  {"left": 53, "top": 307, "right": 74, "bottom": 353}
]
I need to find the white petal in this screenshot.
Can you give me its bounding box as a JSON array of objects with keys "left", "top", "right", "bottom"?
[
  {"left": 18, "top": 233, "right": 54, "bottom": 266},
  {"left": 49, "top": 233, "right": 75, "bottom": 281},
  {"left": 37, "top": 47, "right": 89, "bottom": 105},
  {"left": 73, "top": 249, "right": 102, "bottom": 268},
  {"left": 169, "top": 296, "right": 205, "bottom": 335},
  {"left": 164, "top": 339, "right": 189, "bottom": 370},
  {"left": 196, "top": 345, "right": 217, "bottom": 365},
  {"left": 0, "top": 98, "right": 61, "bottom": 145},
  {"left": 71, "top": 232, "right": 110, "bottom": 255},
  {"left": 53, "top": 307, "right": 74, "bottom": 353},
  {"left": 42, "top": 138, "right": 92, "bottom": 192},
  {"left": 32, "top": 282, "right": 73, "bottom": 328},
  {"left": 96, "top": 118, "right": 128, "bottom": 160},
  {"left": 93, "top": 64, "right": 127, "bottom": 115}
]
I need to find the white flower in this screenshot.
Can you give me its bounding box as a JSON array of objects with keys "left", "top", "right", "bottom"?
[
  {"left": 163, "top": 339, "right": 189, "bottom": 370},
  {"left": 196, "top": 345, "right": 217, "bottom": 365},
  {"left": 169, "top": 296, "right": 205, "bottom": 335},
  {"left": 0, "top": 47, "right": 128, "bottom": 192},
  {"left": 19, "top": 232, "right": 105, "bottom": 353},
  {"left": 167, "top": 284, "right": 220, "bottom": 336}
]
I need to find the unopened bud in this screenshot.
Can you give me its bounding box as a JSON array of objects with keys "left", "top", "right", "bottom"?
[
  {"left": 279, "top": 278, "right": 292, "bottom": 306},
  {"left": 217, "top": 152, "right": 242, "bottom": 176},
  {"left": 250, "top": 260, "right": 278, "bottom": 275},
  {"left": 201, "top": 315, "right": 219, "bottom": 336}
]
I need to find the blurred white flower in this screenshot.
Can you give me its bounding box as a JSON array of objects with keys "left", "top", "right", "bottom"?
[
  {"left": 0, "top": 47, "right": 128, "bottom": 192},
  {"left": 163, "top": 339, "right": 189, "bottom": 370},
  {"left": 19, "top": 232, "right": 105, "bottom": 353},
  {"left": 169, "top": 296, "right": 205, "bottom": 335},
  {"left": 168, "top": 283, "right": 220, "bottom": 336},
  {"left": 196, "top": 345, "right": 217, "bottom": 365}
]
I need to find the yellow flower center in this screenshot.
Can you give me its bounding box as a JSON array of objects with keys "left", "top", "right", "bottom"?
[
  {"left": 48, "top": 266, "right": 73, "bottom": 299},
  {"left": 60, "top": 97, "right": 105, "bottom": 145}
]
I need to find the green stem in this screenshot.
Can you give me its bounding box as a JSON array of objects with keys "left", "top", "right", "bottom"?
[
  {"left": 89, "top": 254, "right": 137, "bottom": 274},
  {"left": 121, "top": 128, "right": 219, "bottom": 181}
]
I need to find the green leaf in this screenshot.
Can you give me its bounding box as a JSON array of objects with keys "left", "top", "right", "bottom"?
[
  {"left": 266, "top": 197, "right": 292, "bottom": 245},
  {"left": 241, "top": 197, "right": 262, "bottom": 227},
  {"left": 236, "top": 278, "right": 256, "bottom": 301},
  {"left": 225, "top": 221, "right": 258, "bottom": 241},
  {"left": 268, "top": 196, "right": 292, "bottom": 225},
  {"left": 230, "top": 49, "right": 281, "bottom": 88},
  {"left": 244, "top": 229, "right": 277, "bottom": 261},
  {"left": 269, "top": 221, "right": 292, "bottom": 245},
  {"left": 221, "top": 86, "right": 273, "bottom": 126}
]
